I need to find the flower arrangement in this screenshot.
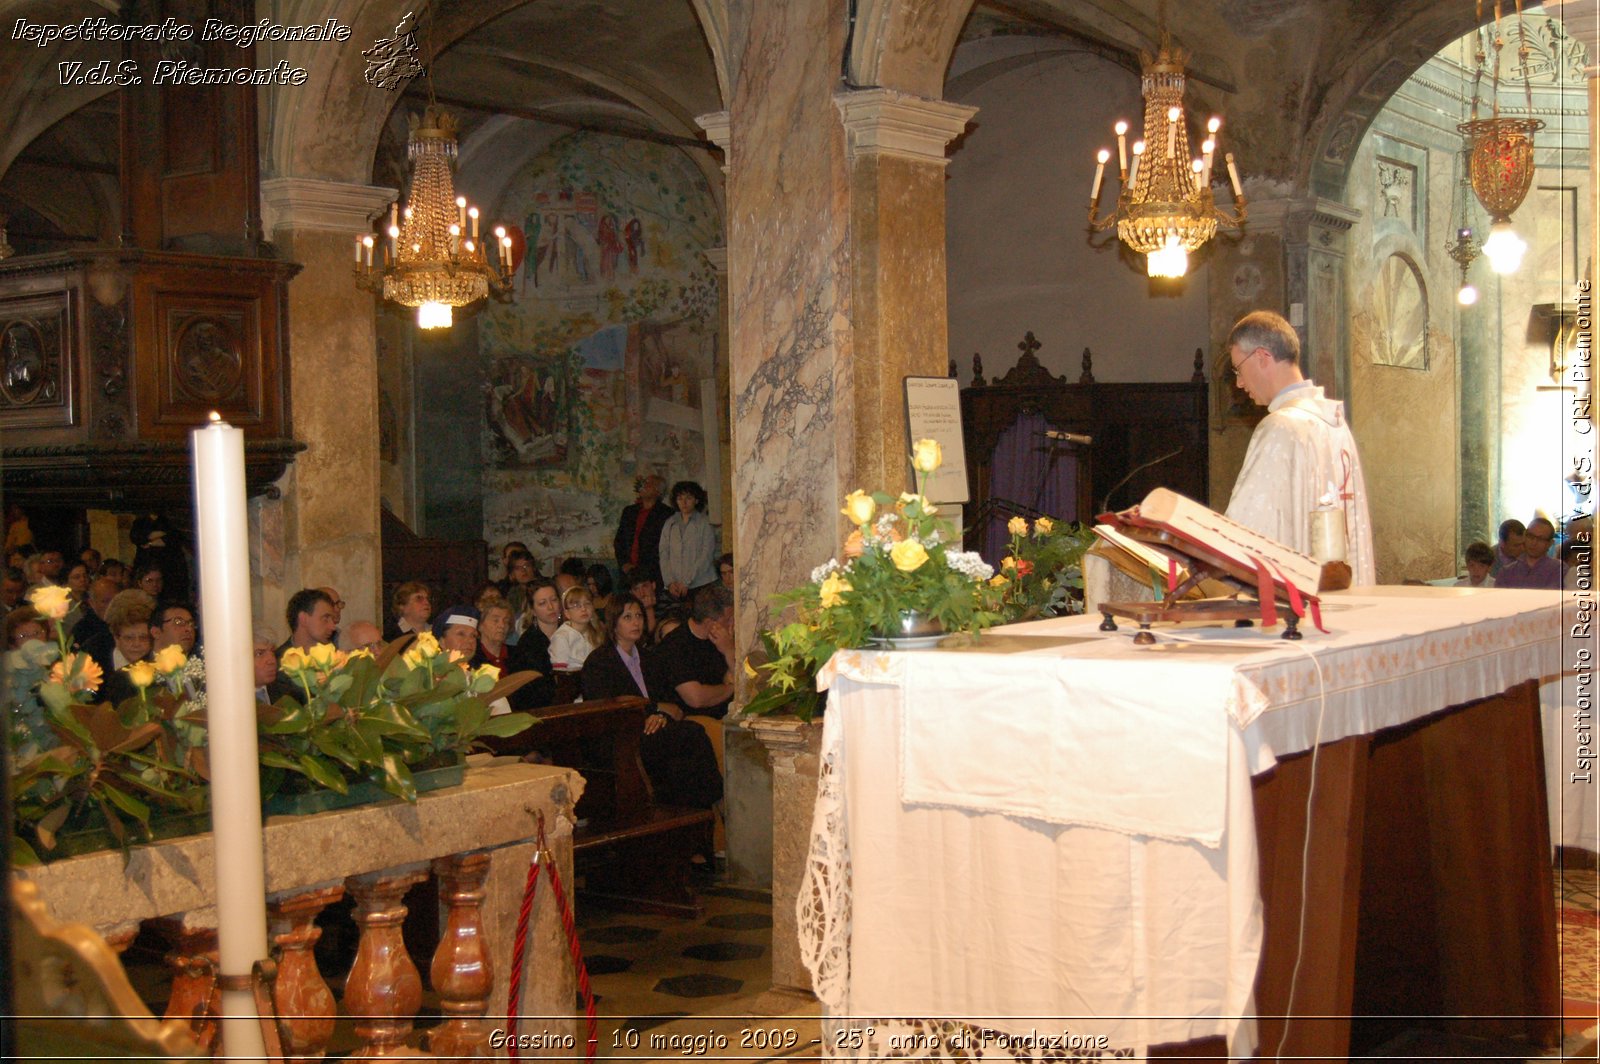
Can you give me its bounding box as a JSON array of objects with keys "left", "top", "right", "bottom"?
[
  {"left": 744, "top": 439, "right": 1000, "bottom": 720},
  {"left": 9, "top": 586, "right": 203, "bottom": 865},
  {"left": 742, "top": 444, "right": 1098, "bottom": 722},
  {"left": 257, "top": 630, "right": 535, "bottom": 804},
  {"left": 988, "top": 514, "right": 1096, "bottom": 623},
  {"left": 9, "top": 585, "right": 538, "bottom": 863}
]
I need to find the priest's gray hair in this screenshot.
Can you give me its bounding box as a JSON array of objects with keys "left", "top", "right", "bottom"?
[{"left": 1227, "top": 310, "right": 1300, "bottom": 365}]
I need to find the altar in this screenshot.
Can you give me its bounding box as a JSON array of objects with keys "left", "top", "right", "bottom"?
[{"left": 798, "top": 586, "right": 1567, "bottom": 1060}]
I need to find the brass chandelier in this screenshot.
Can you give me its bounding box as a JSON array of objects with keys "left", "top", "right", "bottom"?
[
  {"left": 356, "top": 106, "right": 514, "bottom": 329},
  {"left": 1088, "top": 26, "right": 1246, "bottom": 279},
  {"left": 1457, "top": 0, "right": 1542, "bottom": 276}
]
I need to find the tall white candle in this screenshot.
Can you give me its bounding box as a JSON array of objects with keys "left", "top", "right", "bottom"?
[{"left": 192, "top": 413, "right": 269, "bottom": 1061}]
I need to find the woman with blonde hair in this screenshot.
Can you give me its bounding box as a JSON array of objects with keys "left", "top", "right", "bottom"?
[{"left": 549, "top": 585, "right": 604, "bottom": 672}]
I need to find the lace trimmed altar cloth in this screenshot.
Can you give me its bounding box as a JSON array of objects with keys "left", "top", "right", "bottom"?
[{"left": 799, "top": 587, "right": 1564, "bottom": 1060}]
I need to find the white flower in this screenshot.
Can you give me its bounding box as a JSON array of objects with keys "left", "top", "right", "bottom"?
[
  {"left": 810, "top": 558, "right": 842, "bottom": 584},
  {"left": 944, "top": 550, "right": 994, "bottom": 582}
]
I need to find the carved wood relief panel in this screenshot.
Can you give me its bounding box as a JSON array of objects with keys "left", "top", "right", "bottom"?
[{"left": 0, "top": 292, "right": 74, "bottom": 428}]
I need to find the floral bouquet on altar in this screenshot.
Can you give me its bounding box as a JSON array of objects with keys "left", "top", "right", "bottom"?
[
  {"left": 990, "top": 513, "right": 1096, "bottom": 623},
  {"left": 8, "top": 586, "right": 205, "bottom": 865},
  {"left": 743, "top": 439, "right": 1002, "bottom": 722},
  {"left": 257, "top": 631, "right": 536, "bottom": 805}
]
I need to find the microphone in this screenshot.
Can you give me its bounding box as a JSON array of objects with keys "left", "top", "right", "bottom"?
[{"left": 1041, "top": 429, "right": 1094, "bottom": 446}]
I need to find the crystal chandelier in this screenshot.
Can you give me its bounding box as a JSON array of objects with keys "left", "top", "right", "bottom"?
[
  {"left": 355, "top": 106, "right": 514, "bottom": 329},
  {"left": 1087, "top": 24, "right": 1246, "bottom": 279},
  {"left": 1458, "top": 0, "right": 1541, "bottom": 276}
]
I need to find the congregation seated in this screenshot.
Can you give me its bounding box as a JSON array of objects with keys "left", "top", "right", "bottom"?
[
  {"left": 507, "top": 578, "right": 560, "bottom": 710},
  {"left": 623, "top": 566, "right": 664, "bottom": 647},
  {"left": 581, "top": 593, "right": 722, "bottom": 810},
  {"left": 1496, "top": 517, "right": 1563, "bottom": 590},
  {"left": 4, "top": 604, "right": 46, "bottom": 648},
  {"left": 550, "top": 586, "right": 603, "bottom": 674},
  {"left": 97, "top": 594, "right": 155, "bottom": 704},
  {"left": 1455, "top": 541, "right": 1495, "bottom": 588},
  {"left": 1491, "top": 518, "right": 1525, "bottom": 577}
]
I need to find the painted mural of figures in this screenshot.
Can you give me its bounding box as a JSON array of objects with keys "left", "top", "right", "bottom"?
[
  {"left": 560, "top": 213, "right": 597, "bottom": 285},
  {"left": 522, "top": 211, "right": 544, "bottom": 288},
  {"left": 624, "top": 217, "right": 644, "bottom": 272},
  {"left": 597, "top": 213, "right": 623, "bottom": 279},
  {"left": 488, "top": 361, "right": 561, "bottom": 465}
]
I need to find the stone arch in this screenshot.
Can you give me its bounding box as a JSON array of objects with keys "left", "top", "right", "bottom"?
[
  {"left": 1304, "top": 3, "right": 1496, "bottom": 199},
  {"left": 847, "top": 0, "right": 978, "bottom": 97}
]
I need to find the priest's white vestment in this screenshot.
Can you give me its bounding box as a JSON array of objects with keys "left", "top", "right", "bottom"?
[{"left": 1225, "top": 381, "right": 1376, "bottom": 586}]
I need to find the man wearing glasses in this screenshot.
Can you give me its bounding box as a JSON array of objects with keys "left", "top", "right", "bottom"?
[
  {"left": 1494, "top": 517, "right": 1564, "bottom": 589},
  {"left": 1223, "top": 310, "right": 1376, "bottom": 586}
]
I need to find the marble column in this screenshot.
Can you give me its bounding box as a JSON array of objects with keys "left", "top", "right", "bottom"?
[
  {"left": 256, "top": 177, "right": 394, "bottom": 631},
  {"left": 1548, "top": 0, "right": 1599, "bottom": 282},
  {"left": 745, "top": 716, "right": 823, "bottom": 995},
  {"left": 835, "top": 88, "right": 976, "bottom": 495}
]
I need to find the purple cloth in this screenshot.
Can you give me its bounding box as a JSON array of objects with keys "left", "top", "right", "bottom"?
[
  {"left": 1493, "top": 554, "right": 1564, "bottom": 590},
  {"left": 619, "top": 643, "right": 649, "bottom": 698}
]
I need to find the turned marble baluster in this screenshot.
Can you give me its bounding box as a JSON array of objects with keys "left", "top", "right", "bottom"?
[
  {"left": 344, "top": 866, "right": 428, "bottom": 1058},
  {"left": 268, "top": 884, "right": 345, "bottom": 1063},
  {"left": 151, "top": 919, "right": 220, "bottom": 1053},
  {"left": 429, "top": 852, "right": 494, "bottom": 1062}
]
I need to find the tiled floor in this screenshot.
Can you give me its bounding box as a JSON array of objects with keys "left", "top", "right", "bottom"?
[{"left": 573, "top": 881, "right": 822, "bottom": 1060}]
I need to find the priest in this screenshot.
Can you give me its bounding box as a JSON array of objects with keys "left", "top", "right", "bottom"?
[{"left": 1223, "top": 310, "right": 1376, "bottom": 586}]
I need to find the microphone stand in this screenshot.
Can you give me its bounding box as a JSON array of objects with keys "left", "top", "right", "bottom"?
[{"left": 1100, "top": 446, "right": 1185, "bottom": 514}]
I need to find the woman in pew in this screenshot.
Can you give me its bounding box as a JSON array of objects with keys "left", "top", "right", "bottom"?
[
  {"left": 505, "top": 579, "right": 561, "bottom": 710},
  {"left": 472, "top": 601, "right": 514, "bottom": 671},
  {"left": 581, "top": 594, "right": 722, "bottom": 809}
]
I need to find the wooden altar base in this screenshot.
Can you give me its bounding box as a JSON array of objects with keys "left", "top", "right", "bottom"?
[{"left": 1151, "top": 680, "right": 1559, "bottom": 1060}]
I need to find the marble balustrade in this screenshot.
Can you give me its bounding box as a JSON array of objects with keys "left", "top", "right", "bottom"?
[{"left": 13, "top": 758, "right": 584, "bottom": 1060}]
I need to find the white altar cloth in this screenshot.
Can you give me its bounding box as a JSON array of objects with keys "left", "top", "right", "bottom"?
[{"left": 799, "top": 587, "right": 1564, "bottom": 1060}]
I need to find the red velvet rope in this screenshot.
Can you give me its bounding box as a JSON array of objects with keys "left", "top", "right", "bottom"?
[{"left": 507, "top": 812, "right": 598, "bottom": 1062}]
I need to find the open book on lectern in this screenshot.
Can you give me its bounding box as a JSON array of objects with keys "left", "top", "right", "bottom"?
[
  {"left": 1095, "top": 487, "right": 1328, "bottom": 637},
  {"left": 1112, "top": 487, "right": 1321, "bottom": 590}
]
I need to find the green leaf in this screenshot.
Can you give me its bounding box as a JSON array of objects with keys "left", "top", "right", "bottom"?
[
  {"left": 259, "top": 749, "right": 302, "bottom": 772},
  {"left": 475, "top": 712, "right": 535, "bottom": 738},
  {"left": 379, "top": 754, "right": 417, "bottom": 803},
  {"left": 298, "top": 754, "right": 348, "bottom": 794},
  {"left": 11, "top": 835, "right": 41, "bottom": 866},
  {"left": 100, "top": 783, "right": 152, "bottom": 825}
]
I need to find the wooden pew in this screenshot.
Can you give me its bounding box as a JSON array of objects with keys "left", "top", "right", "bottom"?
[{"left": 482, "top": 695, "right": 714, "bottom": 916}]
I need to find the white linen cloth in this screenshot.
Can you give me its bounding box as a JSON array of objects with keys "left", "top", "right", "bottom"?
[
  {"left": 800, "top": 586, "right": 1563, "bottom": 1061},
  {"left": 1542, "top": 605, "right": 1598, "bottom": 852}
]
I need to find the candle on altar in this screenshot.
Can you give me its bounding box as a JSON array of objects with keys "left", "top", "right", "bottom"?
[
  {"left": 192, "top": 413, "right": 270, "bottom": 1061},
  {"left": 1091, "top": 149, "right": 1109, "bottom": 204}
]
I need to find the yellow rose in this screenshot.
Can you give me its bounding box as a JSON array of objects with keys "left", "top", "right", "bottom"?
[
  {"left": 841, "top": 490, "right": 876, "bottom": 525},
  {"left": 307, "top": 643, "right": 337, "bottom": 670},
  {"left": 346, "top": 648, "right": 374, "bottom": 661},
  {"left": 125, "top": 660, "right": 157, "bottom": 689},
  {"left": 474, "top": 663, "right": 501, "bottom": 684},
  {"left": 1034, "top": 517, "right": 1054, "bottom": 535},
  {"left": 1002, "top": 556, "right": 1017, "bottom": 571},
  {"left": 889, "top": 539, "right": 929, "bottom": 572},
  {"left": 1007, "top": 515, "right": 1028, "bottom": 536},
  {"left": 152, "top": 644, "right": 187, "bottom": 675},
  {"left": 911, "top": 438, "right": 943, "bottom": 474},
  {"left": 280, "top": 646, "right": 309, "bottom": 673},
  {"left": 50, "top": 653, "right": 103, "bottom": 693},
  {"left": 411, "top": 631, "right": 441, "bottom": 659},
  {"left": 819, "top": 572, "right": 853, "bottom": 608},
  {"left": 989, "top": 574, "right": 1009, "bottom": 587},
  {"left": 402, "top": 646, "right": 425, "bottom": 671},
  {"left": 27, "top": 584, "right": 72, "bottom": 621}
]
